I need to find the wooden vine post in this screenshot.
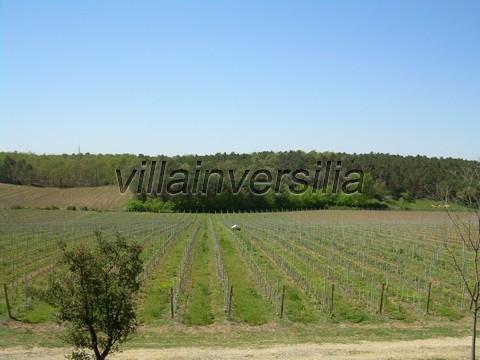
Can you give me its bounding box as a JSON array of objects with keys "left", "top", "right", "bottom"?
[
  {"left": 280, "top": 285, "right": 286, "bottom": 318},
  {"left": 3, "top": 284, "right": 13, "bottom": 320},
  {"left": 379, "top": 283, "right": 386, "bottom": 315},
  {"left": 170, "top": 286, "right": 174, "bottom": 319},
  {"left": 227, "top": 285, "right": 233, "bottom": 318},
  {"left": 425, "top": 282, "right": 432, "bottom": 315},
  {"left": 329, "top": 283, "right": 335, "bottom": 315}
]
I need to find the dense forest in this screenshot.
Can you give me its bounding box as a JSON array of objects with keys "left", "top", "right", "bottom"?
[{"left": 0, "top": 151, "right": 476, "bottom": 211}]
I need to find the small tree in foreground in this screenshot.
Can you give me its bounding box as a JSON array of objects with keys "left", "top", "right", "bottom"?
[
  {"left": 442, "top": 165, "right": 480, "bottom": 360},
  {"left": 47, "top": 232, "right": 143, "bottom": 360}
]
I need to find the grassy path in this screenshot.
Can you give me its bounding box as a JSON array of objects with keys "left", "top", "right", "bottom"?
[
  {"left": 183, "top": 221, "right": 223, "bottom": 325},
  {"left": 138, "top": 224, "right": 195, "bottom": 325},
  {"left": 214, "top": 219, "right": 275, "bottom": 324}
]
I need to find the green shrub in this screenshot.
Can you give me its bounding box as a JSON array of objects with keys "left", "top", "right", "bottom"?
[
  {"left": 10, "top": 205, "right": 25, "bottom": 209},
  {"left": 127, "top": 200, "right": 147, "bottom": 212},
  {"left": 335, "top": 193, "right": 389, "bottom": 210},
  {"left": 66, "top": 205, "right": 76, "bottom": 211},
  {"left": 361, "top": 199, "right": 389, "bottom": 210},
  {"left": 127, "top": 198, "right": 175, "bottom": 213}
]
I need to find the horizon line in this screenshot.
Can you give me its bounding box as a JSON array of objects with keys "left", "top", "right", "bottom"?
[{"left": 0, "top": 149, "right": 478, "bottom": 162}]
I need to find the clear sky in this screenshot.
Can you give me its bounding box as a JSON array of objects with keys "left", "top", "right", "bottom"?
[{"left": 0, "top": 1, "right": 479, "bottom": 159}]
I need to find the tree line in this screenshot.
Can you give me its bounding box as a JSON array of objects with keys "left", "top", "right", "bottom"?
[{"left": 0, "top": 151, "right": 476, "bottom": 211}]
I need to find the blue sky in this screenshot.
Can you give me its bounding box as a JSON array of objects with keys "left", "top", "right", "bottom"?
[{"left": 0, "top": 1, "right": 479, "bottom": 159}]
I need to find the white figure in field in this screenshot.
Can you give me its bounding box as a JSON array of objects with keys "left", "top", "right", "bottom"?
[{"left": 231, "top": 224, "right": 241, "bottom": 231}]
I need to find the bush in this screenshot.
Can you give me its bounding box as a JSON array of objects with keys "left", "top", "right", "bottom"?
[
  {"left": 10, "top": 205, "right": 25, "bottom": 209},
  {"left": 126, "top": 200, "right": 147, "bottom": 212},
  {"left": 79, "top": 206, "right": 89, "bottom": 211},
  {"left": 335, "top": 193, "right": 363, "bottom": 208},
  {"left": 335, "top": 194, "right": 389, "bottom": 210},
  {"left": 144, "top": 198, "right": 174, "bottom": 213},
  {"left": 66, "top": 205, "right": 77, "bottom": 211},
  {"left": 398, "top": 197, "right": 411, "bottom": 210},
  {"left": 127, "top": 198, "right": 175, "bottom": 213},
  {"left": 360, "top": 199, "right": 389, "bottom": 210}
]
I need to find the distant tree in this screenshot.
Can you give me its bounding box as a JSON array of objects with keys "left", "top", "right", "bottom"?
[
  {"left": 361, "top": 173, "right": 387, "bottom": 200},
  {"left": 0, "top": 151, "right": 476, "bottom": 203},
  {"left": 47, "top": 232, "right": 143, "bottom": 360},
  {"left": 442, "top": 164, "right": 480, "bottom": 360}
]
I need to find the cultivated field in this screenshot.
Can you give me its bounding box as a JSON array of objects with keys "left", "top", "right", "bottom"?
[
  {"left": 0, "top": 183, "right": 131, "bottom": 210},
  {"left": 0, "top": 208, "right": 477, "bottom": 357}
]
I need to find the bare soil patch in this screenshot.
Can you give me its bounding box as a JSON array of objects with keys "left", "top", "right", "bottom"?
[{"left": 0, "top": 337, "right": 472, "bottom": 359}]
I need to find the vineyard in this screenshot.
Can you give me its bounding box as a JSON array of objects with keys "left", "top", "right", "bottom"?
[{"left": 0, "top": 208, "right": 476, "bottom": 327}]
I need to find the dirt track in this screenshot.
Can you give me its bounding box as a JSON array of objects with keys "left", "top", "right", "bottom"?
[{"left": 0, "top": 337, "right": 473, "bottom": 359}]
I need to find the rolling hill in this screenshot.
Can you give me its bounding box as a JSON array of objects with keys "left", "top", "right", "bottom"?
[{"left": 0, "top": 183, "right": 131, "bottom": 210}]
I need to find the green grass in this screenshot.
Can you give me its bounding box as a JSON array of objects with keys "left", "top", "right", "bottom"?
[
  {"left": 183, "top": 228, "right": 219, "bottom": 325},
  {"left": 15, "top": 301, "right": 53, "bottom": 323},
  {"left": 2, "top": 275, "right": 57, "bottom": 323},
  {"left": 215, "top": 221, "right": 274, "bottom": 324},
  {"left": 387, "top": 198, "right": 469, "bottom": 211},
  {"left": 138, "top": 226, "right": 194, "bottom": 325},
  {"left": 0, "top": 318, "right": 471, "bottom": 349},
  {"left": 229, "top": 225, "right": 319, "bottom": 323},
  {"left": 281, "top": 285, "right": 318, "bottom": 323}
]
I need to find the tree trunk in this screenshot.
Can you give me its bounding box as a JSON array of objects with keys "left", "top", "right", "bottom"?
[{"left": 473, "top": 307, "right": 478, "bottom": 360}]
